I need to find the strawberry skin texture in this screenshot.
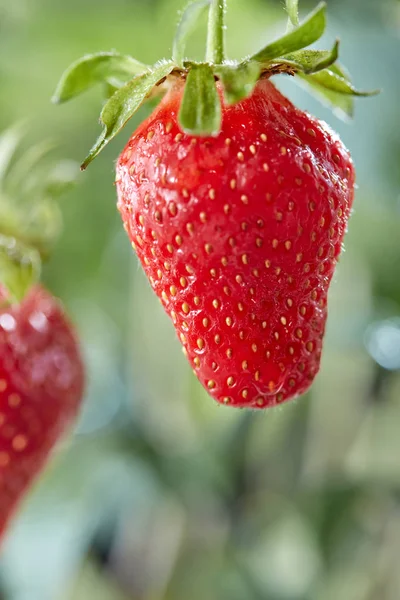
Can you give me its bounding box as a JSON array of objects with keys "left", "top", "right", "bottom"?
[
  {"left": 116, "top": 79, "right": 355, "bottom": 409},
  {"left": 0, "top": 286, "right": 84, "bottom": 540}
]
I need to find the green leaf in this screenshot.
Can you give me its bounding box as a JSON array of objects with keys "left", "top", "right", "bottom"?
[
  {"left": 173, "top": 0, "right": 211, "bottom": 66},
  {"left": 283, "top": 39, "right": 339, "bottom": 74},
  {"left": 81, "top": 61, "right": 175, "bottom": 169},
  {"left": 52, "top": 52, "right": 149, "bottom": 104},
  {"left": 44, "top": 160, "right": 80, "bottom": 198},
  {"left": 0, "top": 235, "right": 41, "bottom": 303},
  {"left": 215, "top": 61, "right": 261, "bottom": 104},
  {"left": 0, "top": 125, "right": 24, "bottom": 183},
  {"left": 286, "top": 0, "right": 299, "bottom": 29},
  {"left": 178, "top": 63, "right": 221, "bottom": 136},
  {"left": 251, "top": 2, "right": 326, "bottom": 63}
]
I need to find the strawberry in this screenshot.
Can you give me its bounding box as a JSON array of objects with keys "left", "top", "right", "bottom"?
[
  {"left": 0, "top": 130, "right": 84, "bottom": 541},
  {"left": 115, "top": 78, "right": 355, "bottom": 407},
  {"left": 54, "top": 0, "right": 377, "bottom": 407},
  {"left": 0, "top": 285, "right": 84, "bottom": 539}
]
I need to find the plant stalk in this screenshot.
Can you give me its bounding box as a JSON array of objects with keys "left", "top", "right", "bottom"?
[{"left": 206, "top": 0, "right": 226, "bottom": 64}]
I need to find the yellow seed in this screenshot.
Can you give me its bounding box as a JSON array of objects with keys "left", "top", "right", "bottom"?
[
  {"left": 242, "top": 389, "right": 249, "bottom": 399},
  {"left": 227, "top": 376, "right": 235, "bottom": 387},
  {"left": 221, "top": 256, "right": 228, "bottom": 266},
  {"left": 180, "top": 277, "right": 187, "bottom": 288},
  {"left": 200, "top": 211, "right": 207, "bottom": 223},
  {"left": 280, "top": 146, "right": 287, "bottom": 155},
  {"left": 203, "top": 318, "right": 209, "bottom": 328},
  {"left": 226, "top": 317, "right": 232, "bottom": 327},
  {"left": 214, "top": 334, "right": 221, "bottom": 344},
  {"left": 186, "top": 265, "right": 194, "bottom": 274},
  {"left": 276, "top": 212, "right": 283, "bottom": 222},
  {"left": 186, "top": 223, "right": 194, "bottom": 235},
  {"left": 260, "top": 133, "right": 267, "bottom": 142},
  {"left": 242, "top": 254, "right": 248, "bottom": 265},
  {"left": 8, "top": 393, "right": 21, "bottom": 408},
  {"left": 210, "top": 268, "right": 217, "bottom": 277},
  {"left": 256, "top": 238, "right": 263, "bottom": 248},
  {"left": 306, "top": 341, "right": 314, "bottom": 352},
  {"left": 307, "top": 128, "right": 316, "bottom": 137},
  {"left": 265, "top": 259, "right": 271, "bottom": 269},
  {"left": 262, "top": 321, "right": 267, "bottom": 329},
  {"left": 194, "top": 357, "right": 200, "bottom": 367},
  {"left": 194, "top": 296, "right": 201, "bottom": 306},
  {"left": 175, "top": 235, "right": 183, "bottom": 246},
  {"left": 241, "top": 194, "right": 249, "bottom": 204},
  {"left": 207, "top": 380, "right": 216, "bottom": 390},
  {"left": 238, "top": 302, "right": 244, "bottom": 311},
  {"left": 209, "top": 188, "right": 216, "bottom": 200},
  {"left": 252, "top": 343, "right": 257, "bottom": 353},
  {"left": 182, "top": 303, "right": 190, "bottom": 314},
  {"left": 205, "top": 243, "right": 213, "bottom": 254},
  {"left": 285, "top": 241, "right": 292, "bottom": 250},
  {"left": 249, "top": 145, "right": 256, "bottom": 155},
  {"left": 255, "top": 371, "right": 260, "bottom": 381},
  {"left": 213, "top": 299, "right": 219, "bottom": 309},
  {"left": 263, "top": 163, "right": 269, "bottom": 172},
  {"left": 274, "top": 332, "right": 279, "bottom": 340},
  {"left": 296, "top": 328, "right": 303, "bottom": 338},
  {"left": 226, "top": 348, "right": 233, "bottom": 358},
  {"left": 272, "top": 239, "right": 278, "bottom": 249},
  {"left": 223, "top": 286, "right": 230, "bottom": 295},
  {"left": 164, "top": 262, "right": 171, "bottom": 270},
  {"left": 237, "top": 151, "right": 244, "bottom": 162},
  {"left": 296, "top": 253, "right": 303, "bottom": 263},
  {"left": 287, "top": 298, "right": 293, "bottom": 308},
  {"left": 167, "top": 244, "right": 174, "bottom": 254},
  {"left": 242, "top": 360, "right": 248, "bottom": 370},
  {"left": 197, "top": 338, "right": 205, "bottom": 350},
  {"left": 289, "top": 346, "right": 294, "bottom": 355},
  {"left": 230, "top": 179, "right": 236, "bottom": 189},
  {"left": 224, "top": 204, "right": 231, "bottom": 215},
  {"left": 281, "top": 316, "right": 287, "bottom": 326},
  {"left": 236, "top": 275, "right": 243, "bottom": 284}
]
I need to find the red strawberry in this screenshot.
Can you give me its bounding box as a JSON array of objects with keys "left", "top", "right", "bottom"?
[
  {"left": 0, "top": 286, "right": 84, "bottom": 540},
  {"left": 115, "top": 79, "right": 355, "bottom": 408},
  {"left": 54, "top": 0, "right": 375, "bottom": 407}
]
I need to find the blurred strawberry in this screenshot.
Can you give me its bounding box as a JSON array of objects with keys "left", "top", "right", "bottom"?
[
  {"left": 0, "top": 286, "right": 84, "bottom": 539},
  {"left": 0, "top": 128, "right": 84, "bottom": 542}
]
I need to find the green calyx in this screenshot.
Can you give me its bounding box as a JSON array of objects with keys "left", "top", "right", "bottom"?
[
  {"left": 0, "top": 127, "right": 79, "bottom": 303},
  {"left": 53, "top": 0, "right": 379, "bottom": 170}
]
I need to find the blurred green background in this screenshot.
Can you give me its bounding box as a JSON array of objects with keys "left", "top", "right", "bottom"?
[{"left": 0, "top": 0, "right": 400, "bottom": 598}]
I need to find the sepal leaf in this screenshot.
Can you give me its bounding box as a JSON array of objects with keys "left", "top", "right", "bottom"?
[
  {"left": 296, "top": 72, "right": 355, "bottom": 119},
  {"left": 286, "top": 0, "right": 299, "bottom": 29},
  {"left": 0, "top": 235, "right": 41, "bottom": 303},
  {"left": 81, "top": 61, "right": 175, "bottom": 169},
  {"left": 303, "top": 68, "right": 380, "bottom": 96},
  {"left": 282, "top": 39, "right": 339, "bottom": 74},
  {"left": 173, "top": 0, "right": 211, "bottom": 66},
  {"left": 178, "top": 63, "right": 221, "bottom": 135},
  {"left": 251, "top": 2, "right": 326, "bottom": 63},
  {"left": 215, "top": 61, "right": 261, "bottom": 104},
  {"left": 52, "top": 52, "right": 149, "bottom": 104}
]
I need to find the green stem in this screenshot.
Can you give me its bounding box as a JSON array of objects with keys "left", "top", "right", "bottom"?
[{"left": 206, "top": 0, "right": 226, "bottom": 64}]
